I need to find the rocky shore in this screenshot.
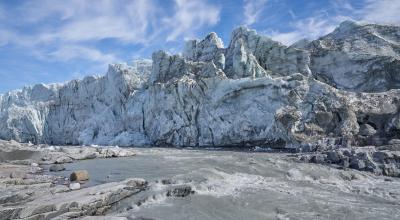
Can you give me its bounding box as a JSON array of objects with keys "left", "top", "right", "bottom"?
[
  {"left": 0, "top": 140, "right": 144, "bottom": 220},
  {"left": 293, "top": 138, "right": 400, "bottom": 178}
]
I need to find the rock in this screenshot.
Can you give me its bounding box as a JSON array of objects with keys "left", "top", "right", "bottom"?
[
  {"left": 350, "top": 158, "right": 366, "bottom": 170},
  {"left": 341, "top": 157, "right": 350, "bottom": 169},
  {"left": 55, "top": 156, "right": 73, "bottom": 164},
  {"left": 83, "top": 153, "right": 97, "bottom": 159},
  {"left": 166, "top": 186, "right": 195, "bottom": 197},
  {"left": 372, "top": 151, "right": 391, "bottom": 163},
  {"left": 310, "top": 154, "right": 326, "bottom": 164},
  {"left": 307, "top": 21, "right": 400, "bottom": 92},
  {"left": 69, "top": 182, "right": 81, "bottom": 190},
  {"left": 5, "top": 178, "right": 147, "bottom": 219},
  {"left": 126, "top": 178, "right": 148, "bottom": 189},
  {"left": 382, "top": 164, "right": 400, "bottom": 177},
  {"left": 314, "top": 111, "right": 334, "bottom": 128},
  {"left": 9, "top": 171, "right": 26, "bottom": 179},
  {"left": 70, "top": 170, "right": 89, "bottom": 182},
  {"left": 161, "top": 179, "right": 173, "bottom": 185},
  {"left": 31, "top": 162, "right": 39, "bottom": 167},
  {"left": 326, "top": 151, "right": 341, "bottom": 164},
  {"left": 49, "top": 164, "right": 65, "bottom": 172},
  {"left": 388, "top": 139, "right": 400, "bottom": 145},
  {"left": 359, "top": 124, "right": 377, "bottom": 136}
]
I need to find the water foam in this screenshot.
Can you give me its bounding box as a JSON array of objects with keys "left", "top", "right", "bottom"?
[{"left": 192, "top": 169, "right": 290, "bottom": 197}]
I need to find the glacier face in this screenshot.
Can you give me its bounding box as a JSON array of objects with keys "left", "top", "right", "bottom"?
[{"left": 1, "top": 21, "right": 400, "bottom": 147}]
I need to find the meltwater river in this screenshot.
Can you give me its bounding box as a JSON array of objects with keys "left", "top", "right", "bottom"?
[{"left": 55, "top": 147, "right": 400, "bottom": 220}]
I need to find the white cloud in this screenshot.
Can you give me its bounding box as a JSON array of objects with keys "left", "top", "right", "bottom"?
[
  {"left": 330, "top": 0, "right": 354, "bottom": 12},
  {"left": 1, "top": 0, "right": 221, "bottom": 64},
  {"left": 268, "top": 16, "right": 338, "bottom": 45},
  {"left": 265, "top": 0, "right": 400, "bottom": 46},
  {"left": 243, "top": 0, "right": 268, "bottom": 25},
  {"left": 360, "top": 0, "right": 400, "bottom": 25},
  {"left": 48, "top": 45, "right": 118, "bottom": 64},
  {"left": 20, "top": 0, "right": 157, "bottom": 44},
  {"left": 165, "top": 0, "right": 221, "bottom": 41},
  {"left": 0, "top": 0, "right": 163, "bottom": 68}
]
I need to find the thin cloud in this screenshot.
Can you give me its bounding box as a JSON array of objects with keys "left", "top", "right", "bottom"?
[
  {"left": 20, "top": 0, "right": 157, "bottom": 44},
  {"left": 243, "top": 0, "right": 268, "bottom": 26},
  {"left": 267, "top": 15, "right": 338, "bottom": 45},
  {"left": 360, "top": 0, "right": 400, "bottom": 25},
  {"left": 165, "top": 0, "right": 221, "bottom": 41},
  {"left": 265, "top": 0, "right": 400, "bottom": 46},
  {"left": 48, "top": 45, "right": 118, "bottom": 64}
]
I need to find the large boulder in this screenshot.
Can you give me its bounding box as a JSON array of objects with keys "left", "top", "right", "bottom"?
[
  {"left": 70, "top": 170, "right": 89, "bottom": 182},
  {"left": 49, "top": 164, "right": 65, "bottom": 172}
]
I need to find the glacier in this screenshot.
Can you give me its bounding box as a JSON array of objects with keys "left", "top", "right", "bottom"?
[{"left": 1, "top": 21, "right": 400, "bottom": 148}]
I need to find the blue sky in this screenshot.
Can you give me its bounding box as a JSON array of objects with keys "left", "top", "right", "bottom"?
[{"left": 0, "top": 0, "right": 399, "bottom": 93}]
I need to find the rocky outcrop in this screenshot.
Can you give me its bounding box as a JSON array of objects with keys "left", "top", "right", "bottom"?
[
  {"left": 305, "top": 21, "right": 400, "bottom": 92},
  {"left": 0, "top": 21, "right": 400, "bottom": 148},
  {"left": 0, "top": 140, "right": 137, "bottom": 165},
  {"left": 1, "top": 178, "right": 148, "bottom": 219},
  {"left": 299, "top": 144, "right": 400, "bottom": 178}
]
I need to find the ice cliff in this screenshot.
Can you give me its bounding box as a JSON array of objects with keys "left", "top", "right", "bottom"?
[{"left": 1, "top": 21, "right": 400, "bottom": 148}]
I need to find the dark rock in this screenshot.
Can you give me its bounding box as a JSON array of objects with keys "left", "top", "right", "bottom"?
[
  {"left": 310, "top": 154, "right": 326, "bottom": 164},
  {"left": 300, "top": 144, "right": 316, "bottom": 152},
  {"left": 342, "top": 149, "right": 352, "bottom": 157},
  {"left": 382, "top": 164, "right": 400, "bottom": 177},
  {"left": 161, "top": 179, "right": 173, "bottom": 185},
  {"left": 315, "top": 111, "right": 333, "bottom": 128},
  {"left": 350, "top": 158, "right": 366, "bottom": 170},
  {"left": 372, "top": 151, "right": 391, "bottom": 163},
  {"left": 359, "top": 124, "right": 377, "bottom": 136},
  {"left": 326, "top": 151, "right": 341, "bottom": 163},
  {"left": 299, "top": 155, "right": 311, "bottom": 162},
  {"left": 166, "top": 186, "right": 195, "bottom": 197},
  {"left": 49, "top": 164, "right": 65, "bottom": 172},
  {"left": 341, "top": 157, "right": 350, "bottom": 169}
]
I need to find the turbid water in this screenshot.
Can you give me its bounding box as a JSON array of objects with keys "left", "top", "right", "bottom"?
[{"left": 54, "top": 148, "right": 400, "bottom": 220}]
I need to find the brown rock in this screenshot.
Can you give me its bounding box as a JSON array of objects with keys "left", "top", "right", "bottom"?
[{"left": 70, "top": 170, "right": 89, "bottom": 182}]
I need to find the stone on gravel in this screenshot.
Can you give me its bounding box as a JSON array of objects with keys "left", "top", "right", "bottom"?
[
  {"left": 69, "top": 182, "right": 81, "bottom": 190},
  {"left": 49, "top": 164, "right": 65, "bottom": 172},
  {"left": 55, "top": 156, "right": 73, "bottom": 164},
  {"left": 70, "top": 170, "right": 89, "bottom": 182}
]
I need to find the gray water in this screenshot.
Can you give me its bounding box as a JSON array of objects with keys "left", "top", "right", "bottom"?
[{"left": 58, "top": 148, "right": 400, "bottom": 220}]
